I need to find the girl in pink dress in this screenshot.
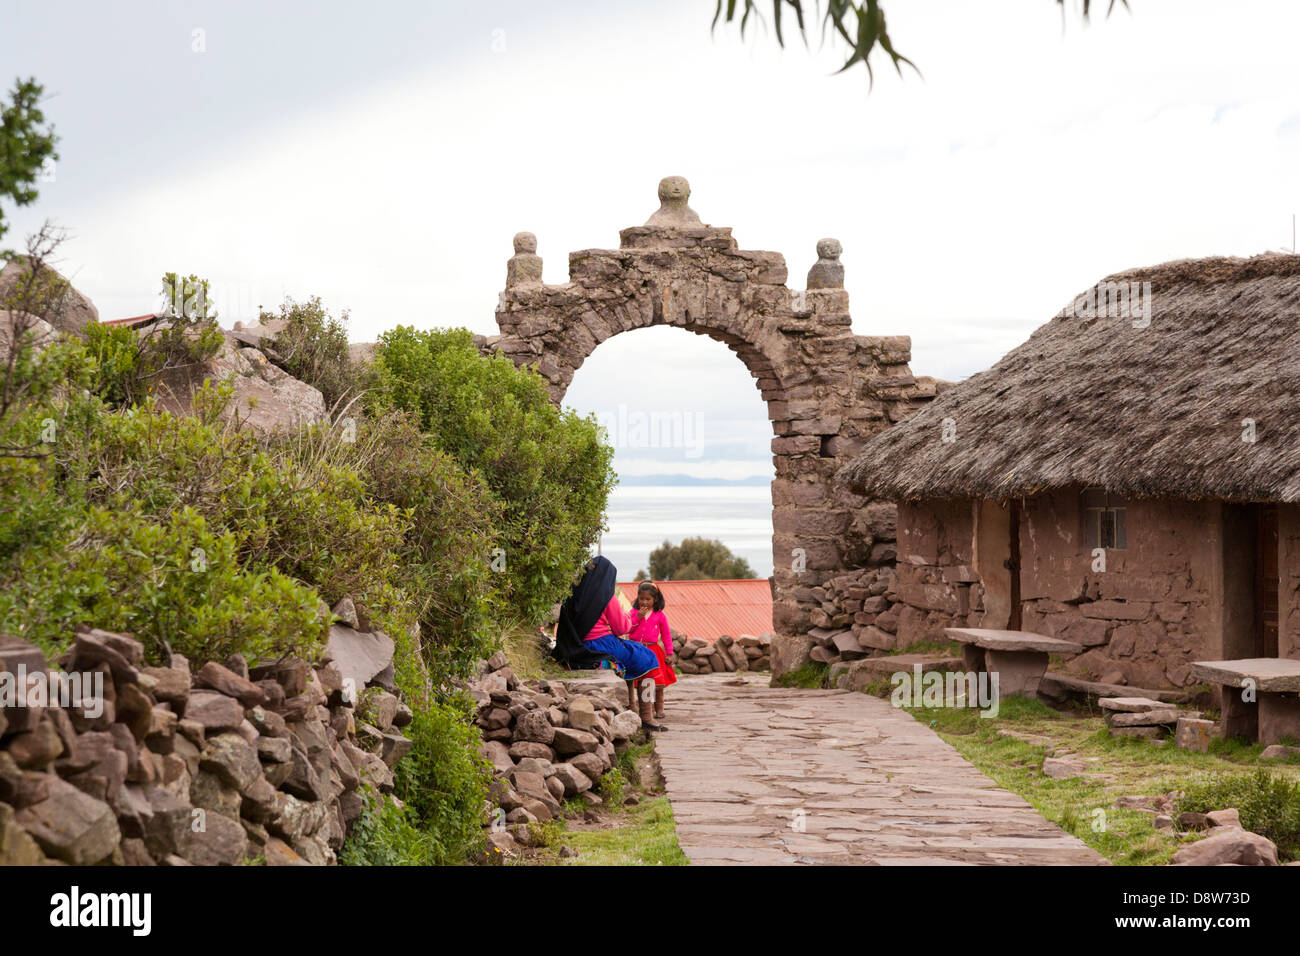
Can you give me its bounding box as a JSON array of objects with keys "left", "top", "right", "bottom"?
[{"left": 628, "top": 581, "right": 677, "bottom": 720}]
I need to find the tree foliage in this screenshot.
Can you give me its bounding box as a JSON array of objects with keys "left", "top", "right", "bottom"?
[
  {"left": 640, "top": 536, "right": 756, "bottom": 581},
  {"left": 713, "top": 0, "right": 1128, "bottom": 83},
  {"left": 373, "top": 326, "right": 616, "bottom": 625},
  {"left": 0, "top": 78, "right": 58, "bottom": 243}
]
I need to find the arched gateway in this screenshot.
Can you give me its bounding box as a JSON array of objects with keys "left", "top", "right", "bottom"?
[{"left": 480, "top": 177, "right": 937, "bottom": 650}]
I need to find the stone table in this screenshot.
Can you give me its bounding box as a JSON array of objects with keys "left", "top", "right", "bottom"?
[
  {"left": 1190, "top": 658, "right": 1300, "bottom": 745},
  {"left": 944, "top": 629, "right": 1083, "bottom": 698}
]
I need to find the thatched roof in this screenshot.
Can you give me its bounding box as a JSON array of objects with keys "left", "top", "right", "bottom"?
[{"left": 839, "top": 253, "right": 1300, "bottom": 503}]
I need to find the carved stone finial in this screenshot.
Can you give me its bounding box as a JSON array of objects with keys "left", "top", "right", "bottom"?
[
  {"left": 506, "top": 232, "right": 543, "bottom": 287},
  {"left": 644, "top": 176, "right": 702, "bottom": 227},
  {"left": 806, "top": 237, "right": 844, "bottom": 290}
]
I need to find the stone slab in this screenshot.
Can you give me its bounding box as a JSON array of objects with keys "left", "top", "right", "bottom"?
[
  {"left": 944, "top": 628, "right": 1082, "bottom": 655},
  {"left": 1190, "top": 658, "right": 1300, "bottom": 693},
  {"left": 1097, "top": 696, "right": 1166, "bottom": 712}
]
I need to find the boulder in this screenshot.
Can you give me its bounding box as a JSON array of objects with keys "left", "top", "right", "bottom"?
[
  {"left": 0, "top": 802, "right": 47, "bottom": 865},
  {"left": 1175, "top": 717, "right": 1213, "bottom": 753},
  {"left": 552, "top": 763, "right": 592, "bottom": 796},
  {"left": 566, "top": 752, "right": 605, "bottom": 785},
  {"left": 513, "top": 710, "right": 555, "bottom": 744},
  {"left": 0, "top": 257, "right": 98, "bottom": 333},
  {"left": 16, "top": 776, "right": 121, "bottom": 864},
  {"left": 482, "top": 740, "right": 515, "bottom": 775},
  {"left": 551, "top": 727, "right": 600, "bottom": 756},
  {"left": 610, "top": 709, "right": 641, "bottom": 740},
  {"left": 154, "top": 332, "right": 326, "bottom": 434},
  {"left": 200, "top": 733, "right": 262, "bottom": 792},
  {"left": 194, "top": 662, "right": 269, "bottom": 707},
  {"left": 7, "top": 719, "right": 64, "bottom": 768},
  {"left": 1171, "top": 828, "right": 1278, "bottom": 866},
  {"left": 769, "top": 633, "right": 815, "bottom": 680},
  {"left": 1206, "top": 808, "right": 1242, "bottom": 829},
  {"left": 143, "top": 666, "right": 190, "bottom": 709},
  {"left": 324, "top": 625, "right": 395, "bottom": 691},
  {"left": 508, "top": 741, "right": 555, "bottom": 762},
  {"left": 185, "top": 691, "right": 245, "bottom": 733},
  {"left": 566, "top": 697, "right": 599, "bottom": 733}
]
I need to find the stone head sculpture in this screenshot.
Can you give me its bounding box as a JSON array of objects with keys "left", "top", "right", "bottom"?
[{"left": 645, "top": 176, "right": 703, "bottom": 227}]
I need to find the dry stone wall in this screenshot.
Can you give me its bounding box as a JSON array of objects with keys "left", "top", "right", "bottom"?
[
  {"left": 0, "top": 619, "right": 412, "bottom": 866},
  {"left": 480, "top": 178, "right": 937, "bottom": 662},
  {"left": 469, "top": 652, "right": 646, "bottom": 860}
]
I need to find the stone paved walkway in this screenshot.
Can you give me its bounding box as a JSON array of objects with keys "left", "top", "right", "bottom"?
[{"left": 653, "top": 672, "right": 1107, "bottom": 866}]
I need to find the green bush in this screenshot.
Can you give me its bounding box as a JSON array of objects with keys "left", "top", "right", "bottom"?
[
  {"left": 1178, "top": 769, "right": 1300, "bottom": 860},
  {"left": 373, "top": 326, "right": 614, "bottom": 624},
  {"left": 598, "top": 766, "right": 626, "bottom": 806},
  {"left": 337, "top": 788, "right": 449, "bottom": 866},
  {"left": 337, "top": 413, "right": 500, "bottom": 680},
  {"left": 388, "top": 692, "right": 492, "bottom": 864},
  {"left": 78, "top": 274, "right": 223, "bottom": 408},
  {"left": 265, "top": 296, "right": 374, "bottom": 412},
  {"left": 0, "top": 502, "right": 327, "bottom": 664}
]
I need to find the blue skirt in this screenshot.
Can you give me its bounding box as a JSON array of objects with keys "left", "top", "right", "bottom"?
[{"left": 586, "top": 633, "right": 659, "bottom": 681}]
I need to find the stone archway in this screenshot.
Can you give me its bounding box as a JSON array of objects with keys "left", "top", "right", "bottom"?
[{"left": 481, "top": 177, "right": 934, "bottom": 648}]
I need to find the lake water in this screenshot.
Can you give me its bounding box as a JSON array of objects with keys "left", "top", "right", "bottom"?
[{"left": 596, "top": 484, "right": 774, "bottom": 579}]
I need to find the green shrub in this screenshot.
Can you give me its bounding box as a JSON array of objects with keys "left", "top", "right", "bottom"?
[
  {"left": 374, "top": 326, "right": 614, "bottom": 624},
  {"left": 598, "top": 767, "right": 627, "bottom": 806},
  {"left": 265, "top": 296, "right": 374, "bottom": 412},
  {"left": 77, "top": 274, "right": 223, "bottom": 408},
  {"left": 327, "top": 413, "right": 500, "bottom": 681},
  {"left": 338, "top": 788, "right": 450, "bottom": 866},
  {"left": 0, "top": 502, "right": 327, "bottom": 664},
  {"left": 82, "top": 321, "right": 145, "bottom": 407},
  {"left": 389, "top": 692, "right": 492, "bottom": 864},
  {"left": 1178, "top": 769, "right": 1300, "bottom": 860}
]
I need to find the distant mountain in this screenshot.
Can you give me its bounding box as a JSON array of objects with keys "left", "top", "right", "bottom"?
[{"left": 616, "top": 474, "right": 770, "bottom": 487}]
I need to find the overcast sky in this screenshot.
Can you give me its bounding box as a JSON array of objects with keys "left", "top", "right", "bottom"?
[{"left": 5, "top": 0, "right": 1299, "bottom": 483}]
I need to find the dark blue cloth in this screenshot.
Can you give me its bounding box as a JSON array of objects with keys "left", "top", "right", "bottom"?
[
  {"left": 586, "top": 633, "right": 658, "bottom": 681},
  {"left": 553, "top": 556, "right": 619, "bottom": 669}
]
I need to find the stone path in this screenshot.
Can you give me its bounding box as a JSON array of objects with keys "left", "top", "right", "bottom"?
[{"left": 653, "top": 672, "right": 1107, "bottom": 866}]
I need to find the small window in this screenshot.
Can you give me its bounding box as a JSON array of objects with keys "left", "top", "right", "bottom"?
[{"left": 1083, "top": 489, "right": 1127, "bottom": 550}]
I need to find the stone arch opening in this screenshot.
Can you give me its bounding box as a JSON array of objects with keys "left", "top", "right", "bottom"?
[
  {"left": 564, "top": 323, "right": 778, "bottom": 578},
  {"left": 481, "top": 177, "right": 935, "bottom": 645}
]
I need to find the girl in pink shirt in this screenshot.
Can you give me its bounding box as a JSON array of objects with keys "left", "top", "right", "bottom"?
[{"left": 628, "top": 581, "right": 677, "bottom": 720}]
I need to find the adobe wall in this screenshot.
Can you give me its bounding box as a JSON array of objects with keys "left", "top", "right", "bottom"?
[
  {"left": 882, "top": 492, "right": 1233, "bottom": 689},
  {"left": 1019, "top": 491, "right": 1221, "bottom": 688}
]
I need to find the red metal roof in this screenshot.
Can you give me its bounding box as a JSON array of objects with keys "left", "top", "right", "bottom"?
[
  {"left": 617, "top": 579, "right": 773, "bottom": 643},
  {"left": 101, "top": 313, "right": 162, "bottom": 327}
]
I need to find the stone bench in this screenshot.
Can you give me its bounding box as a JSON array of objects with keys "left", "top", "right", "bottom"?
[
  {"left": 1189, "top": 658, "right": 1300, "bottom": 746},
  {"left": 944, "top": 628, "right": 1083, "bottom": 698}
]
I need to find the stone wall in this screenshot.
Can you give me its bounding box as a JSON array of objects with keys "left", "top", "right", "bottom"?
[
  {"left": 469, "top": 652, "right": 645, "bottom": 860},
  {"left": 671, "top": 633, "right": 771, "bottom": 674},
  {"left": 482, "top": 178, "right": 936, "bottom": 660},
  {"left": 0, "top": 623, "right": 412, "bottom": 866}
]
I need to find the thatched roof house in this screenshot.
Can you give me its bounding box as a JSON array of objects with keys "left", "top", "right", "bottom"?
[
  {"left": 840, "top": 254, "right": 1300, "bottom": 504},
  {"left": 836, "top": 254, "right": 1300, "bottom": 695}
]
